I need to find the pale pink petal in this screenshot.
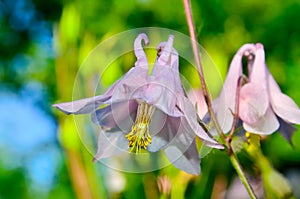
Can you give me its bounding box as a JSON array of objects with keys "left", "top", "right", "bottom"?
[
  {"left": 157, "top": 106, "right": 216, "bottom": 173},
  {"left": 138, "top": 84, "right": 177, "bottom": 116},
  {"left": 134, "top": 33, "right": 150, "bottom": 68},
  {"left": 149, "top": 108, "right": 168, "bottom": 136},
  {"left": 147, "top": 116, "right": 179, "bottom": 152},
  {"left": 91, "top": 100, "right": 138, "bottom": 130},
  {"left": 156, "top": 35, "right": 174, "bottom": 66},
  {"left": 214, "top": 94, "right": 234, "bottom": 134},
  {"left": 187, "top": 89, "right": 208, "bottom": 118},
  {"left": 239, "top": 83, "right": 268, "bottom": 124},
  {"left": 53, "top": 95, "right": 111, "bottom": 115},
  {"left": 267, "top": 69, "right": 281, "bottom": 93},
  {"left": 215, "top": 44, "right": 256, "bottom": 133},
  {"left": 202, "top": 98, "right": 219, "bottom": 136},
  {"left": 108, "top": 33, "right": 149, "bottom": 95},
  {"left": 270, "top": 92, "right": 300, "bottom": 124},
  {"left": 169, "top": 50, "right": 184, "bottom": 94},
  {"left": 164, "top": 140, "right": 200, "bottom": 175},
  {"left": 169, "top": 48, "right": 179, "bottom": 70},
  {"left": 93, "top": 128, "right": 129, "bottom": 160},
  {"left": 114, "top": 67, "right": 149, "bottom": 97},
  {"left": 177, "top": 95, "right": 223, "bottom": 149},
  {"left": 53, "top": 76, "right": 124, "bottom": 114},
  {"left": 243, "top": 106, "right": 279, "bottom": 135},
  {"left": 156, "top": 41, "right": 179, "bottom": 71},
  {"left": 56, "top": 33, "right": 151, "bottom": 115},
  {"left": 53, "top": 63, "right": 148, "bottom": 115},
  {"left": 162, "top": 116, "right": 200, "bottom": 174},
  {"left": 135, "top": 76, "right": 182, "bottom": 117},
  {"left": 91, "top": 105, "right": 116, "bottom": 128},
  {"left": 267, "top": 70, "right": 300, "bottom": 124},
  {"left": 153, "top": 38, "right": 183, "bottom": 95},
  {"left": 248, "top": 43, "right": 267, "bottom": 87}
]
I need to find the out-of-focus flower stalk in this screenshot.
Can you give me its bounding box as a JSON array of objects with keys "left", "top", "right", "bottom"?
[
  {"left": 55, "top": 53, "right": 94, "bottom": 199},
  {"left": 53, "top": 3, "right": 105, "bottom": 199},
  {"left": 171, "top": 172, "right": 194, "bottom": 199},
  {"left": 245, "top": 133, "right": 294, "bottom": 199}
]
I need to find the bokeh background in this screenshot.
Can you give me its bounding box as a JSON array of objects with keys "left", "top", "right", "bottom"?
[{"left": 1, "top": 0, "right": 300, "bottom": 198}]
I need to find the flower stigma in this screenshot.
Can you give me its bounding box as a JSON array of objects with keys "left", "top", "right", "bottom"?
[{"left": 126, "top": 101, "right": 155, "bottom": 153}]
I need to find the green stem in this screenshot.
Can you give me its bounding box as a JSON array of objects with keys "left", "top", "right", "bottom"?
[{"left": 230, "top": 154, "right": 257, "bottom": 199}]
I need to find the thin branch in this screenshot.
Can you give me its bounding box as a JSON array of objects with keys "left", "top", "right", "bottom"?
[{"left": 182, "top": 0, "right": 227, "bottom": 146}]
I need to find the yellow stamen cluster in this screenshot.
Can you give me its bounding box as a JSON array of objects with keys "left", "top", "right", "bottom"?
[{"left": 126, "top": 102, "right": 155, "bottom": 153}]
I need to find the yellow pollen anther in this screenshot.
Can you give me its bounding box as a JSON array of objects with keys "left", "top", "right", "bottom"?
[{"left": 125, "top": 102, "right": 155, "bottom": 153}]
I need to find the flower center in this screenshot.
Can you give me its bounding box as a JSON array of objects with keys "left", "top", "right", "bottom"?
[{"left": 125, "top": 101, "right": 155, "bottom": 153}]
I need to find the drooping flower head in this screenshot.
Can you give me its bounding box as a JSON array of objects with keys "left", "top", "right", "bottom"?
[
  {"left": 53, "top": 33, "right": 223, "bottom": 174},
  {"left": 213, "top": 43, "right": 300, "bottom": 140}
]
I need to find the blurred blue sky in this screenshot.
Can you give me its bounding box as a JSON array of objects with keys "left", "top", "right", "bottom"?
[
  {"left": 0, "top": 90, "right": 61, "bottom": 195},
  {"left": 0, "top": 0, "right": 61, "bottom": 196}
]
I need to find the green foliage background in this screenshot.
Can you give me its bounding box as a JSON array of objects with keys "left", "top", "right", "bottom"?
[{"left": 1, "top": 0, "right": 300, "bottom": 198}]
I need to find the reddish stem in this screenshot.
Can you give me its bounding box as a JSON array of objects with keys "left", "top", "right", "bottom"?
[
  {"left": 182, "top": 0, "right": 227, "bottom": 145},
  {"left": 227, "top": 75, "right": 247, "bottom": 146}
]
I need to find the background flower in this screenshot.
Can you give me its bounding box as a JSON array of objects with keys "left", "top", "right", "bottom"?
[{"left": 213, "top": 43, "right": 300, "bottom": 137}]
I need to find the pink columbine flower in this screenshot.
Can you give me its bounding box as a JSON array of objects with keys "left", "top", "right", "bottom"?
[
  {"left": 213, "top": 43, "right": 300, "bottom": 139},
  {"left": 53, "top": 33, "right": 223, "bottom": 174}
]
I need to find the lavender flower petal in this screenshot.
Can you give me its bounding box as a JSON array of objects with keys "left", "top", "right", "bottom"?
[{"left": 93, "top": 128, "right": 128, "bottom": 160}]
